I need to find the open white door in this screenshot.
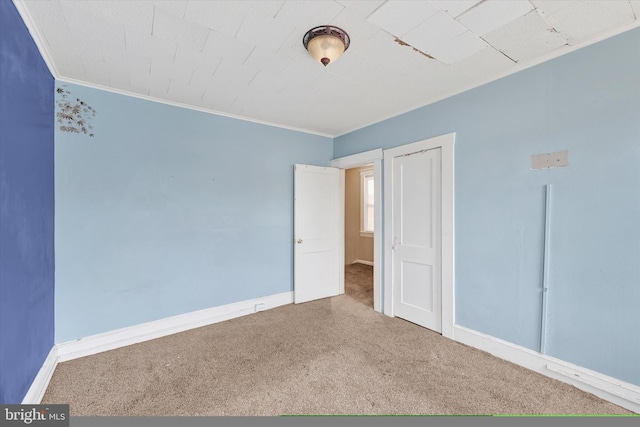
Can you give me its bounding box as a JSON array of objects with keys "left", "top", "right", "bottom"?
[{"left": 294, "top": 164, "right": 341, "bottom": 304}]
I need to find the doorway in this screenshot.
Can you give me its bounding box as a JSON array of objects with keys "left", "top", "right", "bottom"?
[
  {"left": 344, "top": 164, "right": 375, "bottom": 308},
  {"left": 331, "top": 149, "right": 383, "bottom": 313}
]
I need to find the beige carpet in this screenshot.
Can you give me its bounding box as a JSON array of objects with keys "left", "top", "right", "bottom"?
[
  {"left": 42, "top": 295, "right": 630, "bottom": 416},
  {"left": 345, "top": 263, "right": 373, "bottom": 308}
]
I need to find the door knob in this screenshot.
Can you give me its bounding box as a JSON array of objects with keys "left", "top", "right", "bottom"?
[{"left": 297, "top": 239, "right": 303, "bottom": 244}]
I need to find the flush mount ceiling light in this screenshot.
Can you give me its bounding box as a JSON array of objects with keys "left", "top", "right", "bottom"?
[{"left": 303, "top": 25, "right": 350, "bottom": 66}]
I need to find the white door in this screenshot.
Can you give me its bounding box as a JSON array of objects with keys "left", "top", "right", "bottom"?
[
  {"left": 294, "top": 164, "right": 341, "bottom": 304},
  {"left": 390, "top": 148, "right": 442, "bottom": 332}
]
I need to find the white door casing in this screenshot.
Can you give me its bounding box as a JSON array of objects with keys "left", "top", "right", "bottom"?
[
  {"left": 384, "top": 133, "right": 455, "bottom": 338},
  {"left": 294, "top": 164, "right": 341, "bottom": 304}
]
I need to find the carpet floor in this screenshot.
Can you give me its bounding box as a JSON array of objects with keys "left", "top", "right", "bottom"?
[
  {"left": 345, "top": 263, "right": 373, "bottom": 308},
  {"left": 42, "top": 294, "right": 629, "bottom": 416}
]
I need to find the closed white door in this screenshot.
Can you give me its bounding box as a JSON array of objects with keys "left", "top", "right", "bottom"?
[
  {"left": 390, "top": 148, "right": 442, "bottom": 332},
  {"left": 294, "top": 164, "right": 341, "bottom": 304}
]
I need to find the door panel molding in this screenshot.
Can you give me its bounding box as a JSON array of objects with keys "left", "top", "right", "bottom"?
[{"left": 383, "top": 133, "right": 455, "bottom": 338}]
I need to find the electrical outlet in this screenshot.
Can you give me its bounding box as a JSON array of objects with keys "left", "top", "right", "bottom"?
[{"left": 255, "top": 303, "right": 266, "bottom": 312}]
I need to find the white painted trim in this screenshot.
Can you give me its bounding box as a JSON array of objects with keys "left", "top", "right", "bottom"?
[
  {"left": 12, "top": 0, "right": 60, "bottom": 78},
  {"left": 453, "top": 325, "right": 640, "bottom": 414},
  {"left": 55, "top": 77, "right": 333, "bottom": 138},
  {"left": 331, "top": 150, "right": 383, "bottom": 313},
  {"left": 383, "top": 133, "right": 456, "bottom": 339},
  {"left": 360, "top": 169, "right": 374, "bottom": 236},
  {"left": 338, "top": 168, "right": 346, "bottom": 296},
  {"left": 56, "top": 292, "right": 293, "bottom": 363},
  {"left": 352, "top": 259, "right": 374, "bottom": 266},
  {"left": 372, "top": 159, "right": 382, "bottom": 313},
  {"left": 21, "top": 346, "right": 58, "bottom": 404},
  {"left": 331, "top": 149, "right": 383, "bottom": 169}
]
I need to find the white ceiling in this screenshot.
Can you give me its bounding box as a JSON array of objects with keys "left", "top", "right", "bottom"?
[{"left": 16, "top": 0, "right": 640, "bottom": 136}]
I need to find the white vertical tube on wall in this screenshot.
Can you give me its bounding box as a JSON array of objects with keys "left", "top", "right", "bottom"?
[{"left": 540, "top": 184, "right": 552, "bottom": 354}]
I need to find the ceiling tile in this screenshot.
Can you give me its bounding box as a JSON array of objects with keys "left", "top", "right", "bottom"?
[
  {"left": 429, "top": 0, "right": 482, "bottom": 18},
  {"left": 183, "top": 1, "right": 250, "bottom": 39},
  {"left": 80, "top": 49, "right": 105, "bottom": 75},
  {"left": 367, "top": 0, "right": 440, "bottom": 37},
  {"left": 152, "top": 5, "right": 209, "bottom": 52},
  {"left": 48, "top": 45, "right": 86, "bottom": 77},
  {"left": 131, "top": 68, "right": 170, "bottom": 95},
  {"left": 189, "top": 70, "right": 216, "bottom": 89},
  {"left": 330, "top": 6, "right": 382, "bottom": 47},
  {"left": 457, "top": 0, "right": 534, "bottom": 35},
  {"left": 277, "top": 29, "right": 309, "bottom": 59},
  {"left": 483, "top": 11, "right": 568, "bottom": 63},
  {"left": 201, "top": 31, "right": 255, "bottom": 65},
  {"left": 212, "top": 59, "right": 261, "bottom": 87},
  {"left": 103, "top": 47, "right": 151, "bottom": 78},
  {"left": 147, "top": 1, "right": 188, "bottom": 19},
  {"left": 631, "top": 1, "right": 640, "bottom": 19},
  {"left": 243, "top": 47, "right": 295, "bottom": 75},
  {"left": 402, "top": 11, "right": 468, "bottom": 56},
  {"left": 532, "top": 1, "right": 636, "bottom": 45},
  {"left": 337, "top": 0, "right": 386, "bottom": 18},
  {"left": 246, "top": 1, "right": 286, "bottom": 18},
  {"left": 173, "top": 45, "right": 222, "bottom": 75},
  {"left": 21, "top": 1, "right": 67, "bottom": 49},
  {"left": 60, "top": 0, "right": 154, "bottom": 35},
  {"left": 125, "top": 27, "right": 178, "bottom": 64},
  {"left": 274, "top": 1, "right": 344, "bottom": 31},
  {"left": 60, "top": 3, "right": 126, "bottom": 52},
  {"left": 151, "top": 55, "right": 194, "bottom": 85},
  {"left": 428, "top": 30, "right": 489, "bottom": 64},
  {"left": 236, "top": 7, "right": 296, "bottom": 51},
  {"left": 451, "top": 44, "right": 517, "bottom": 77},
  {"left": 248, "top": 70, "right": 290, "bottom": 94},
  {"left": 166, "top": 79, "right": 207, "bottom": 104}
]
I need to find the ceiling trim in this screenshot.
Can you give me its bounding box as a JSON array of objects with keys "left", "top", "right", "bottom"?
[
  {"left": 335, "top": 19, "right": 640, "bottom": 138},
  {"left": 13, "top": 0, "right": 60, "bottom": 79},
  {"left": 12, "top": 0, "right": 333, "bottom": 139},
  {"left": 55, "top": 77, "right": 335, "bottom": 138}
]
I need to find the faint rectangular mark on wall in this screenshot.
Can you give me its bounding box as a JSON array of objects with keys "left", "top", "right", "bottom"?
[{"left": 531, "top": 149, "right": 569, "bottom": 170}]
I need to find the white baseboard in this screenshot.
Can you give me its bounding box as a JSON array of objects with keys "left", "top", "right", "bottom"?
[
  {"left": 453, "top": 325, "right": 640, "bottom": 414},
  {"left": 352, "top": 259, "right": 374, "bottom": 266},
  {"left": 56, "top": 291, "right": 293, "bottom": 363},
  {"left": 22, "top": 292, "right": 292, "bottom": 404},
  {"left": 21, "top": 346, "right": 58, "bottom": 404}
]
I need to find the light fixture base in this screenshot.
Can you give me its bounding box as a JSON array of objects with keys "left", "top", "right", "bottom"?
[{"left": 303, "top": 25, "right": 350, "bottom": 66}]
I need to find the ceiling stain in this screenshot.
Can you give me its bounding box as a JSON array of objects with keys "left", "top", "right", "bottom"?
[{"left": 394, "top": 38, "right": 435, "bottom": 60}]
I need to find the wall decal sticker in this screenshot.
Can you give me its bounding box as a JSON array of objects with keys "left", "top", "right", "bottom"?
[{"left": 56, "top": 86, "right": 96, "bottom": 137}]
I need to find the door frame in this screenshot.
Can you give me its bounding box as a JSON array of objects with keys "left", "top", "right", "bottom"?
[
  {"left": 383, "top": 133, "right": 455, "bottom": 339},
  {"left": 331, "top": 149, "right": 383, "bottom": 313}
]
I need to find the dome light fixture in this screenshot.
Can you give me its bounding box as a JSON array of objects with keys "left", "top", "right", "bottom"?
[{"left": 303, "top": 25, "right": 350, "bottom": 66}]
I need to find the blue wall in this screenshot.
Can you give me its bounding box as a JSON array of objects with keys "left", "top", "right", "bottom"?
[
  {"left": 0, "top": 1, "right": 55, "bottom": 404},
  {"left": 335, "top": 28, "right": 640, "bottom": 386},
  {"left": 55, "top": 83, "right": 333, "bottom": 342}
]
